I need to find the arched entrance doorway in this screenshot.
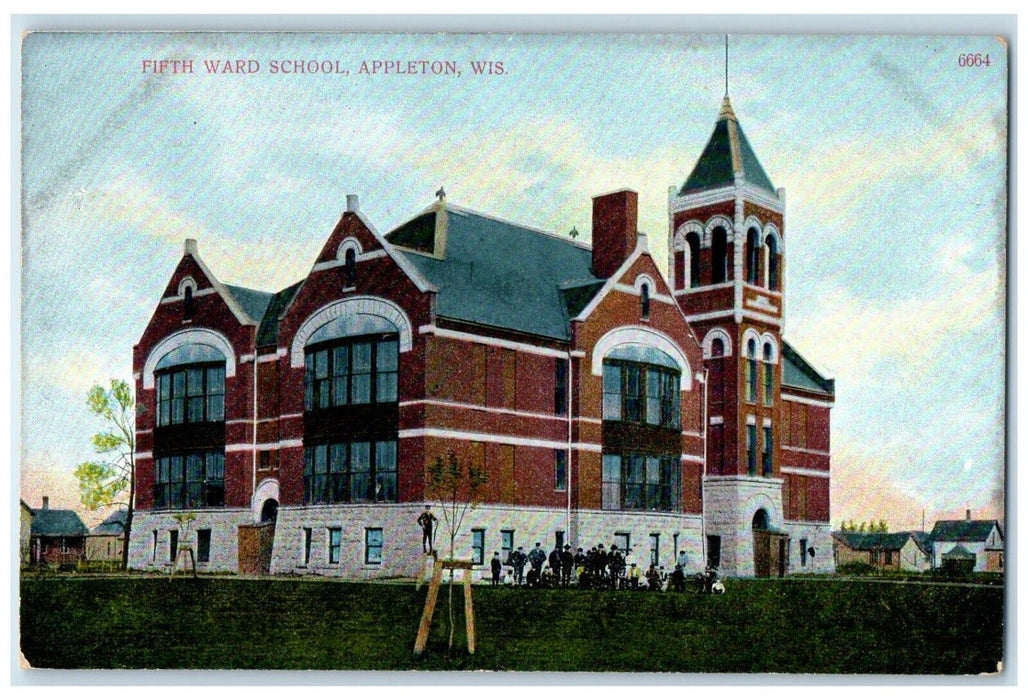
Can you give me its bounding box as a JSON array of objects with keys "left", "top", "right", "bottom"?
[
  {"left": 260, "top": 498, "right": 279, "bottom": 524},
  {"left": 751, "top": 507, "right": 789, "bottom": 578}
]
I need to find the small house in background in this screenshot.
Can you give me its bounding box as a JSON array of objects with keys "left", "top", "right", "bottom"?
[
  {"left": 86, "top": 510, "right": 128, "bottom": 565},
  {"left": 832, "top": 531, "right": 933, "bottom": 572},
  {"left": 20, "top": 500, "right": 34, "bottom": 565},
  {"left": 29, "top": 496, "right": 88, "bottom": 567},
  {"left": 929, "top": 510, "right": 1004, "bottom": 573}
]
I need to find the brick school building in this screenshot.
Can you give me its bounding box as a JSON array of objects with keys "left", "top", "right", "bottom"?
[{"left": 128, "top": 96, "right": 834, "bottom": 578}]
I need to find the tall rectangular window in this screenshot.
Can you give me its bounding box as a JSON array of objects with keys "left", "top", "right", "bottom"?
[
  {"left": 554, "top": 450, "right": 567, "bottom": 491},
  {"left": 151, "top": 530, "right": 158, "bottom": 562},
  {"left": 471, "top": 529, "right": 485, "bottom": 566},
  {"left": 196, "top": 529, "right": 211, "bottom": 563},
  {"left": 303, "top": 528, "right": 313, "bottom": 565},
  {"left": 762, "top": 425, "right": 773, "bottom": 476},
  {"left": 800, "top": 538, "right": 808, "bottom": 567},
  {"left": 169, "top": 530, "right": 178, "bottom": 563},
  {"left": 614, "top": 532, "right": 630, "bottom": 555},
  {"left": 304, "top": 440, "right": 398, "bottom": 505},
  {"left": 602, "top": 454, "right": 622, "bottom": 510},
  {"left": 501, "top": 530, "right": 514, "bottom": 565},
  {"left": 649, "top": 533, "right": 660, "bottom": 567},
  {"left": 365, "top": 528, "right": 383, "bottom": 565},
  {"left": 747, "top": 424, "right": 758, "bottom": 476},
  {"left": 154, "top": 451, "right": 224, "bottom": 510},
  {"left": 763, "top": 361, "right": 774, "bottom": 406},
  {"left": 328, "top": 527, "right": 342, "bottom": 564},
  {"left": 554, "top": 358, "right": 568, "bottom": 415},
  {"left": 707, "top": 535, "right": 721, "bottom": 568},
  {"left": 747, "top": 358, "right": 758, "bottom": 402},
  {"left": 602, "top": 364, "right": 622, "bottom": 420}
]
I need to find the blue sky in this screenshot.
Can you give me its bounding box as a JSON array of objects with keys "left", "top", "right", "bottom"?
[{"left": 19, "top": 32, "right": 1007, "bottom": 530}]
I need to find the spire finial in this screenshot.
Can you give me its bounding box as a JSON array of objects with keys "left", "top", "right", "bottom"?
[{"left": 725, "top": 34, "right": 729, "bottom": 97}]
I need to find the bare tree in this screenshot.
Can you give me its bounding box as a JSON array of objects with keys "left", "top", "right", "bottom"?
[{"left": 425, "top": 449, "right": 486, "bottom": 653}]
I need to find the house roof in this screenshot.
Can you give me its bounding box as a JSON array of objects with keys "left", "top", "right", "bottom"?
[
  {"left": 90, "top": 510, "right": 128, "bottom": 536},
  {"left": 782, "top": 340, "right": 835, "bottom": 396},
  {"left": 834, "top": 531, "right": 917, "bottom": 552},
  {"left": 389, "top": 204, "right": 603, "bottom": 340},
  {"left": 679, "top": 96, "right": 776, "bottom": 197},
  {"left": 941, "top": 544, "right": 976, "bottom": 559},
  {"left": 31, "top": 508, "right": 88, "bottom": 537},
  {"left": 929, "top": 519, "right": 1003, "bottom": 543}
]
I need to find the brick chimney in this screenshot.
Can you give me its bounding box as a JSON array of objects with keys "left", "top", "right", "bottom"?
[
  {"left": 592, "top": 189, "right": 639, "bottom": 279},
  {"left": 42, "top": 496, "right": 49, "bottom": 510},
  {"left": 966, "top": 509, "right": 971, "bottom": 521}
]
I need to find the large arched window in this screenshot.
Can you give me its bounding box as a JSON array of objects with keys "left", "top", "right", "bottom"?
[
  {"left": 302, "top": 311, "right": 400, "bottom": 505},
  {"left": 600, "top": 344, "right": 682, "bottom": 514},
  {"left": 154, "top": 344, "right": 226, "bottom": 426},
  {"left": 152, "top": 342, "right": 227, "bottom": 511},
  {"left": 746, "top": 338, "right": 758, "bottom": 402},
  {"left": 765, "top": 233, "right": 780, "bottom": 291},
  {"left": 746, "top": 227, "right": 760, "bottom": 284},
  {"left": 303, "top": 315, "right": 400, "bottom": 410},
  {"left": 711, "top": 227, "right": 729, "bottom": 284}
]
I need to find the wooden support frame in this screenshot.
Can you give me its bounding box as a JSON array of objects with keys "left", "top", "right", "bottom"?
[
  {"left": 169, "top": 545, "right": 197, "bottom": 580},
  {"left": 413, "top": 558, "right": 476, "bottom": 657}
]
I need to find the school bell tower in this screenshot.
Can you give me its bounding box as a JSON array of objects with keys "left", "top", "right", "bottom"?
[{"left": 669, "top": 93, "right": 790, "bottom": 577}]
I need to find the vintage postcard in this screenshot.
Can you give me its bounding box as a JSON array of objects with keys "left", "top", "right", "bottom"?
[{"left": 17, "top": 26, "right": 1008, "bottom": 676}]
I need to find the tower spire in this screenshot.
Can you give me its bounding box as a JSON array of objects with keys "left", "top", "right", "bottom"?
[{"left": 725, "top": 34, "right": 729, "bottom": 97}]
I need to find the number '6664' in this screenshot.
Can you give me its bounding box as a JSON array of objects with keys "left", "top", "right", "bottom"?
[{"left": 958, "top": 53, "right": 992, "bottom": 67}]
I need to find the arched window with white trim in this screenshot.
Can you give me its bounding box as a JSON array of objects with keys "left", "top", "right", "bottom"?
[
  {"left": 301, "top": 308, "right": 400, "bottom": 506},
  {"left": 762, "top": 342, "right": 774, "bottom": 406},
  {"left": 640, "top": 283, "right": 650, "bottom": 320},
  {"left": 765, "top": 233, "right": 780, "bottom": 291},
  {"left": 746, "top": 227, "right": 761, "bottom": 284},
  {"left": 746, "top": 338, "right": 758, "bottom": 402},
  {"left": 711, "top": 227, "right": 729, "bottom": 284},
  {"left": 687, "top": 231, "right": 701, "bottom": 288}
]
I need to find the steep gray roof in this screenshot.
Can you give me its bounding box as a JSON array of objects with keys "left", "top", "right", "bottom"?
[
  {"left": 256, "top": 280, "right": 304, "bottom": 347},
  {"left": 930, "top": 520, "right": 1003, "bottom": 543},
  {"left": 390, "top": 206, "right": 602, "bottom": 340},
  {"left": 679, "top": 96, "right": 776, "bottom": 196},
  {"left": 224, "top": 284, "right": 274, "bottom": 324},
  {"left": 782, "top": 341, "right": 834, "bottom": 396},
  {"left": 31, "top": 509, "right": 88, "bottom": 537},
  {"left": 91, "top": 510, "right": 127, "bottom": 536}
]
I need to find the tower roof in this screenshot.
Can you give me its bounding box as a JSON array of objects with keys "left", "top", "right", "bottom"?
[{"left": 679, "top": 96, "right": 776, "bottom": 196}]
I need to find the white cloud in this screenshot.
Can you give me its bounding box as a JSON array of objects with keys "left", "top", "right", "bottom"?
[{"left": 787, "top": 245, "right": 1004, "bottom": 384}]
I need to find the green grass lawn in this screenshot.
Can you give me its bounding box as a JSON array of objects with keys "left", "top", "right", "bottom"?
[{"left": 20, "top": 575, "right": 1004, "bottom": 673}]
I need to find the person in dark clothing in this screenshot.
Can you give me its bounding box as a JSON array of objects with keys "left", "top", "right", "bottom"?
[
  {"left": 609, "top": 545, "right": 625, "bottom": 589},
  {"left": 508, "top": 546, "right": 527, "bottom": 585},
  {"left": 670, "top": 564, "right": 687, "bottom": 592},
  {"left": 490, "top": 551, "right": 502, "bottom": 586},
  {"left": 595, "top": 544, "right": 608, "bottom": 586},
  {"left": 645, "top": 564, "right": 662, "bottom": 591},
  {"left": 560, "top": 545, "right": 574, "bottom": 587},
  {"left": 528, "top": 542, "right": 547, "bottom": 577},
  {"left": 416, "top": 505, "right": 438, "bottom": 553},
  {"left": 548, "top": 546, "right": 562, "bottom": 582},
  {"left": 574, "top": 547, "right": 586, "bottom": 570}
]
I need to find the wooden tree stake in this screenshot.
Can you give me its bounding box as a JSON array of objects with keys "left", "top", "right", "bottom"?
[{"left": 413, "top": 559, "right": 476, "bottom": 657}]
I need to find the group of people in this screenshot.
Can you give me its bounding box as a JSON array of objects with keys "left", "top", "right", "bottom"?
[
  {"left": 488, "top": 541, "right": 698, "bottom": 592},
  {"left": 416, "top": 505, "right": 704, "bottom": 593}
]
